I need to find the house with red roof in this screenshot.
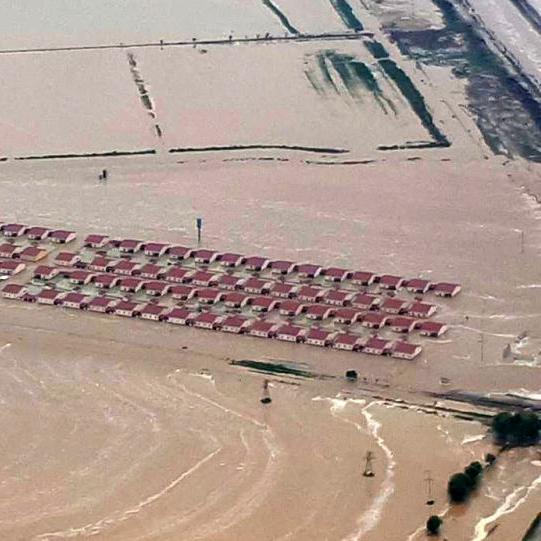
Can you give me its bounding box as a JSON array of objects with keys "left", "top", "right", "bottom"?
[
  {"left": 1, "top": 283, "right": 27, "bottom": 299},
  {"left": 19, "top": 246, "right": 48, "bottom": 262},
  {"left": 113, "top": 260, "right": 141, "bottom": 276},
  {"left": 334, "top": 308, "right": 362, "bottom": 324},
  {"left": 83, "top": 234, "right": 109, "bottom": 248},
  {"left": 221, "top": 315, "right": 251, "bottom": 334},
  {"left": 68, "top": 270, "right": 94, "bottom": 285},
  {"left": 37, "top": 288, "right": 63, "bottom": 305},
  {"left": 26, "top": 227, "right": 50, "bottom": 241},
  {"left": 387, "top": 316, "right": 417, "bottom": 333},
  {"left": 279, "top": 300, "right": 304, "bottom": 317},
  {"left": 164, "top": 307, "right": 195, "bottom": 325},
  {"left": 297, "top": 286, "right": 325, "bottom": 303},
  {"left": 305, "top": 304, "right": 335, "bottom": 320},
  {"left": 0, "top": 243, "right": 21, "bottom": 259},
  {"left": 54, "top": 252, "right": 81, "bottom": 267},
  {"left": 61, "top": 292, "right": 90, "bottom": 310},
  {"left": 168, "top": 246, "right": 193, "bottom": 261},
  {"left": 140, "top": 303, "right": 168, "bottom": 321},
  {"left": 333, "top": 333, "right": 363, "bottom": 351},
  {"left": 88, "top": 296, "right": 116, "bottom": 313},
  {"left": 143, "top": 281, "right": 171, "bottom": 297},
  {"left": 114, "top": 301, "right": 141, "bottom": 317},
  {"left": 324, "top": 289, "right": 354, "bottom": 307},
  {"left": 269, "top": 283, "right": 298, "bottom": 299},
  {"left": 404, "top": 278, "right": 431, "bottom": 294},
  {"left": 378, "top": 275, "right": 404, "bottom": 290},
  {"left": 170, "top": 284, "right": 197, "bottom": 300},
  {"left": 433, "top": 282, "right": 461, "bottom": 297},
  {"left": 276, "top": 324, "right": 305, "bottom": 343},
  {"left": 119, "top": 277, "right": 144, "bottom": 293},
  {"left": 248, "top": 320, "right": 277, "bottom": 338},
  {"left": 195, "top": 288, "right": 224, "bottom": 304},
  {"left": 380, "top": 297, "right": 409, "bottom": 314},
  {"left": 269, "top": 260, "right": 297, "bottom": 275},
  {"left": 243, "top": 277, "right": 271, "bottom": 295},
  {"left": 218, "top": 253, "right": 246, "bottom": 267},
  {"left": 391, "top": 341, "right": 422, "bottom": 360},
  {"left": 49, "top": 230, "right": 77, "bottom": 244},
  {"left": 217, "top": 274, "right": 245, "bottom": 291},
  {"left": 190, "top": 271, "right": 218, "bottom": 287},
  {"left": 418, "top": 321, "right": 448, "bottom": 338},
  {"left": 305, "top": 328, "right": 335, "bottom": 347},
  {"left": 193, "top": 249, "right": 219, "bottom": 265},
  {"left": 0, "top": 260, "right": 25, "bottom": 276},
  {"left": 223, "top": 291, "right": 251, "bottom": 308},
  {"left": 88, "top": 256, "right": 114, "bottom": 273},
  {"left": 250, "top": 296, "right": 280, "bottom": 312},
  {"left": 193, "top": 312, "right": 223, "bottom": 330},
  {"left": 363, "top": 337, "right": 392, "bottom": 356},
  {"left": 118, "top": 239, "right": 144, "bottom": 254},
  {"left": 143, "top": 242, "right": 170, "bottom": 257},
  {"left": 93, "top": 274, "right": 120, "bottom": 289},
  {"left": 33, "top": 265, "right": 59, "bottom": 280},
  {"left": 296, "top": 263, "right": 322, "bottom": 278},
  {"left": 244, "top": 256, "right": 269, "bottom": 271},
  {"left": 361, "top": 312, "right": 388, "bottom": 329},
  {"left": 164, "top": 266, "right": 191, "bottom": 284},
  {"left": 351, "top": 271, "right": 376, "bottom": 286},
  {"left": 323, "top": 267, "right": 352, "bottom": 283},
  {"left": 408, "top": 302, "right": 436, "bottom": 318},
  {"left": 2, "top": 224, "right": 28, "bottom": 237},
  {"left": 139, "top": 264, "right": 166, "bottom": 280},
  {"left": 352, "top": 293, "right": 379, "bottom": 310}
]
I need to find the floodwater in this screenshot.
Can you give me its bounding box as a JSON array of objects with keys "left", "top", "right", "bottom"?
[{"left": 0, "top": 1, "right": 540, "bottom": 540}]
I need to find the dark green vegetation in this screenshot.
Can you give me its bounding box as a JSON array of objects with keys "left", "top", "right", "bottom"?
[
  {"left": 230, "top": 360, "right": 316, "bottom": 378},
  {"left": 261, "top": 0, "right": 299, "bottom": 35},
  {"left": 388, "top": 0, "right": 541, "bottom": 161},
  {"left": 426, "top": 515, "right": 443, "bottom": 535},
  {"left": 492, "top": 411, "right": 541, "bottom": 446},
  {"left": 448, "top": 461, "right": 484, "bottom": 503},
  {"left": 329, "top": 0, "right": 364, "bottom": 32},
  {"left": 15, "top": 149, "right": 156, "bottom": 160},
  {"left": 169, "top": 144, "right": 349, "bottom": 155},
  {"left": 522, "top": 513, "right": 541, "bottom": 541}
]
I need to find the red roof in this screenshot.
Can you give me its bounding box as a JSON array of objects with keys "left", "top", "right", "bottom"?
[
  {"left": 119, "top": 277, "right": 143, "bottom": 289},
  {"left": 380, "top": 298, "right": 408, "bottom": 311},
  {"left": 2, "top": 223, "right": 27, "bottom": 234},
  {"left": 170, "top": 284, "right": 196, "bottom": 298},
  {"left": 69, "top": 270, "right": 93, "bottom": 282},
  {"left": 243, "top": 278, "right": 269, "bottom": 291},
  {"left": 55, "top": 251, "right": 79, "bottom": 263},
  {"left": 34, "top": 265, "right": 56, "bottom": 276},
  {"left": 141, "top": 303, "right": 167, "bottom": 315},
  {"left": 222, "top": 315, "right": 249, "bottom": 328},
  {"left": 49, "top": 230, "right": 75, "bottom": 241},
  {"left": 244, "top": 256, "right": 268, "bottom": 268},
  {"left": 144, "top": 242, "right": 169, "bottom": 253},
  {"left": 89, "top": 256, "right": 112, "bottom": 268},
  {"left": 251, "top": 296, "right": 278, "bottom": 310},
  {"left": 63, "top": 292, "right": 87, "bottom": 304},
  {"left": 0, "top": 243, "right": 19, "bottom": 256},
  {"left": 276, "top": 324, "right": 303, "bottom": 337},
  {"left": 84, "top": 234, "right": 108, "bottom": 245},
  {"left": 139, "top": 263, "right": 165, "bottom": 276},
  {"left": 388, "top": 316, "right": 416, "bottom": 329},
  {"left": 26, "top": 226, "right": 49, "bottom": 238},
  {"left": 168, "top": 246, "right": 193, "bottom": 258},
  {"left": 191, "top": 270, "right": 216, "bottom": 283},
  {"left": 2, "top": 283, "right": 25, "bottom": 295},
  {"left": 362, "top": 312, "right": 387, "bottom": 325},
  {"left": 38, "top": 288, "right": 62, "bottom": 300},
  {"left": 194, "top": 312, "right": 221, "bottom": 324},
  {"left": 307, "top": 328, "right": 332, "bottom": 341},
  {"left": 89, "top": 296, "right": 115, "bottom": 307},
  {"left": 165, "top": 267, "right": 191, "bottom": 281},
  {"left": 219, "top": 253, "right": 245, "bottom": 265},
  {"left": 297, "top": 286, "right": 323, "bottom": 300},
  {"left": 218, "top": 274, "right": 244, "bottom": 288},
  {"left": 119, "top": 239, "right": 142, "bottom": 250},
  {"left": 280, "top": 300, "right": 303, "bottom": 313},
  {"left": 351, "top": 271, "right": 376, "bottom": 283},
  {"left": 115, "top": 301, "right": 139, "bottom": 311},
  {"left": 305, "top": 304, "right": 333, "bottom": 317},
  {"left": 193, "top": 249, "right": 217, "bottom": 261},
  {"left": 270, "top": 283, "right": 297, "bottom": 295},
  {"left": 364, "top": 337, "right": 390, "bottom": 350},
  {"left": 392, "top": 341, "right": 420, "bottom": 355},
  {"left": 352, "top": 293, "right": 377, "bottom": 307},
  {"left": 224, "top": 291, "right": 250, "bottom": 304},
  {"left": 379, "top": 275, "right": 403, "bottom": 287},
  {"left": 296, "top": 263, "right": 321, "bottom": 276},
  {"left": 143, "top": 280, "right": 169, "bottom": 292},
  {"left": 405, "top": 278, "right": 431, "bottom": 291},
  {"left": 269, "top": 260, "right": 296, "bottom": 272},
  {"left": 0, "top": 260, "right": 22, "bottom": 271},
  {"left": 249, "top": 320, "right": 275, "bottom": 333},
  {"left": 419, "top": 321, "right": 447, "bottom": 334},
  {"left": 334, "top": 333, "right": 359, "bottom": 346},
  {"left": 408, "top": 302, "right": 434, "bottom": 316},
  {"left": 20, "top": 246, "right": 46, "bottom": 258},
  {"left": 335, "top": 308, "right": 359, "bottom": 320},
  {"left": 324, "top": 267, "right": 351, "bottom": 279},
  {"left": 167, "top": 307, "right": 193, "bottom": 319},
  {"left": 196, "top": 288, "right": 222, "bottom": 300},
  {"left": 434, "top": 282, "right": 461, "bottom": 294},
  {"left": 325, "top": 289, "right": 351, "bottom": 302},
  {"left": 94, "top": 274, "right": 118, "bottom": 287},
  {"left": 114, "top": 260, "right": 140, "bottom": 272}
]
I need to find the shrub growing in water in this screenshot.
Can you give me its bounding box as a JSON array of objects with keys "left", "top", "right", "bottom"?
[{"left": 426, "top": 515, "right": 443, "bottom": 535}]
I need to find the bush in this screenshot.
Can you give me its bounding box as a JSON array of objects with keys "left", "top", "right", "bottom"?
[
  {"left": 448, "top": 472, "right": 472, "bottom": 502},
  {"left": 426, "top": 515, "right": 442, "bottom": 535},
  {"left": 485, "top": 453, "right": 496, "bottom": 465},
  {"left": 492, "top": 412, "right": 540, "bottom": 445},
  {"left": 464, "top": 461, "right": 483, "bottom": 486}
]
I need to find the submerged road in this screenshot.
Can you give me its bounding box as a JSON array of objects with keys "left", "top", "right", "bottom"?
[{"left": 0, "top": 31, "right": 374, "bottom": 56}]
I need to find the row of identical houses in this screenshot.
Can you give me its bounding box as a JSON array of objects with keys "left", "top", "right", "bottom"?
[
  {"left": 1, "top": 283, "right": 423, "bottom": 359},
  {"left": 0, "top": 223, "right": 76, "bottom": 243}
]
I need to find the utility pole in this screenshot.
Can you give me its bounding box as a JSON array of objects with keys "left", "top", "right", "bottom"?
[
  {"left": 520, "top": 230, "right": 525, "bottom": 254},
  {"left": 363, "top": 451, "right": 375, "bottom": 477},
  {"left": 260, "top": 379, "right": 272, "bottom": 404},
  {"left": 425, "top": 470, "right": 435, "bottom": 505},
  {"left": 196, "top": 217, "right": 203, "bottom": 246}
]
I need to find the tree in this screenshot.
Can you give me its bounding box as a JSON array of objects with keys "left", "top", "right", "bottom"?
[
  {"left": 345, "top": 370, "right": 358, "bottom": 380},
  {"left": 448, "top": 472, "right": 472, "bottom": 502},
  {"left": 426, "top": 515, "right": 442, "bottom": 535},
  {"left": 485, "top": 453, "right": 496, "bottom": 466},
  {"left": 492, "top": 411, "right": 540, "bottom": 445},
  {"left": 464, "top": 461, "right": 483, "bottom": 486}
]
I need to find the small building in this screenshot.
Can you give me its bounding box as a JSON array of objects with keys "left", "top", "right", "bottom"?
[
  {"left": 140, "top": 303, "right": 168, "bottom": 321},
  {"left": 377, "top": 275, "right": 404, "bottom": 290},
  {"left": 0, "top": 260, "right": 25, "bottom": 276},
  {"left": 250, "top": 296, "right": 280, "bottom": 313},
  {"left": 192, "top": 249, "right": 219, "bottom": 265},
  {"left": 1, "top": 283, "right": 27, "bottom": 299},
  {"left": 221, "top": 315, "right": 251, "bottom": 334},
  {"left": 387, "top": 316, "right": 417, "bottom": 333},
  {"left": 2, "top": 224, "right": 28, "bottom": 237},
  {"left": 363, "top": 337, "right": 392, "bottom": 356},
  {"left": 113, "top": 260, "right": 141, "bottom": 276},
  {"left": 408, "top": 301, "right": 437, "bottom": 319},
  {"left": 195, "top": 288, "right": 224, "bottom": 304},
  {"left": 243, "top": 278, "right": 271, "bottom": 295},
  {"left": 88, "top": 296, "right": 116, "bottom": 313},
  {"left": 68, "top": 270, "right": 94, "bottom": 285},
  {"left": 418, "top": 321, "right": 448, "bottom": 338},
  {"left": 139, "top": 264, "right": 166, "bottom": 280},
  {"left": 305, "top": 328, "right": 334, "bottom": 347},
  {"left": 143, "top": 281, "right": 171, "bottom": 297},
  {"left": 248, "top": 320, "right": 277, "bottom": 338},
  {"left": 54, "top": 251, "right": 81, "bottom": 267},
  {"left": 268, "top": 260, "right": 297, "bottom": 275},
  {"left": 433, "top": 282, "right": 461, "bottom": 297},
  {"left": 118, "top": 239, "right": 144, "bottom": 254},
  {"left": 21, "top": 293, "right": 37, "bottom": 303},
  {"left": 19, "top": 246, "right": 48, "bottom": 262},
  {"left": 351, "top": 271, "right": 376, "bottom": 286},
  {"left": 83, "top": 234, "right": 109, "bottom": 248},
  {"left": 352, "top": 293, "right": 379, "bottom": 310},
  {"left": 223, "top": 291, "right": 251, "bottom": 308},
  {"left": 334, "top": 308, "right": 362, "bottom": 324},
  {"left": 170, "top": 284, "right": 197, "bottom": 300},
  {"left": 297, "top": 286, "right": 325, "bottom": 303},
  {"left": 119, "top": 277, "right": 144, "bottom": 293},
  {"left": 275, "top": 324, "right": 305, "bottom": 343},
  {"left": 88, "top": 256, "right": 114, "bottom": 273},
  {"left": 33, "top": 265, "right": 59, "bottom": 280},
  {"left": 37, "top": 288, "right": 63, "bottom": 305},
  {"left": 269, "top": 282, "right": 298, "bottom": 299},
  {"left": 296, "top": 263, "right": 322, "bottom": 279},
  {"left": 61, "top": 292, "right": 89, "bottom": 310},
  {"left": 164, "top": 266, "right": 191, "bottom": 284},
  {"left": 49, "top": 230, "right": 77, "bottom": 244},
  {"left": 305, "top": 304, "right": 335, "bottom": 320},
  {"left": 323, "top": 267, "right": 352, "bottom": 283},
  {"left": 168, "top": 246, "right": 193, "bottom": 261},
  {"left": 404, "top": 278, "right": 431, "bottom": 294},
  {"left": 218, "top": 253, "right": 246, "bottom": 267},
  {"left": 164, "top": 307, "right": 195, "bottom": 325},
  {"left": 333, "top": 333, "right": 363, "bottom": 351},
  {"left": 190, "top": 271, "right": 218, "bottom": 287},
  {"left": 380, "top": 297, "right": 409, "bottom": 314},
  {"left": 279, "top": 300, "right": 304, "bottom": 317},
  {"left": 143, "top": 242, "right": 170, "bottom": 257},
  {"left": 193, "top": 312, "right": 223, "bottom": 330},
  {"left": 114, "top": 301, "right": 141, "bottom": 317},
  {"left": 391, "top": 341, "right": 422, "bottom": 360},
  {"left": 26, "top": 227, "right": 50, "bottom": 241},
  {"left": 361, "top": 312, "right": 388, "bottom": 329},
  {"left": 324, "top": 289, "right": 353, "bottom": 307},
  {"left": 244, "top": 256, "right": 269, "bottom": 271},
  {"left": 0, "top": 243, "right": 21, "bottom": 259},
  {"left": 217, "top": 274, "right": 245, "bottom": 291},
  {"left": 93, "top": 274, "right": 120, "bottom": 289}
]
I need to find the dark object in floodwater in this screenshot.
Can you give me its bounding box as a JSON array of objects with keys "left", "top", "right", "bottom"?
[
  {"left": 261, "top": 397, "right": 272, "bottom": 405},
  {"left": 261, "top": 378, "right": 272, "bottom": 404},
  {"left": 363, "top": 451, "right": 375, "bottom": 477},
  {"left": 346, "top": 370, "right": 358, "bottom": 380}
]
